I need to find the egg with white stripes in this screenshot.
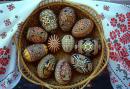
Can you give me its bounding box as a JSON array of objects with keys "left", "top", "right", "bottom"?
[{"left": 71, "top": 54, "right": 92, "bottom": 74}]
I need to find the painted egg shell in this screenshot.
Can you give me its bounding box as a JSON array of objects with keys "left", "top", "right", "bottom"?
[
  {"left": 23, "top": 44, "right": 48, "bottom": 62},
  {"left": 55, "top": 60, "right": 72, "bottom": 84},
  {"left": 59, "top": 7, "right": 76, "bottom": 31},
  {"left": 61, "top": 35, "right": 75, "bottom": 52},
  {"left": 72, "top": 18, "right": 94, "bottom": 38},
  {"left": 75, "top": 38, "right": 101, "bottom": 55},
  {"left": 39, "top": 9, "right": 57, "bottom": 32},
  {"left": 37, "top": 54, "right": 56, "bottom": 79},
  {"left": 71, "top": 54, "right": 92, "bottom": 73},
  {"left": 27, "top": 27, "right": 48, "bottom": 43}
]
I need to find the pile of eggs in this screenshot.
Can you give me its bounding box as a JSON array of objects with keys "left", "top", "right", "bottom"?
[{"left": 23, "top": 7, "right": 101, "bottom": 85}]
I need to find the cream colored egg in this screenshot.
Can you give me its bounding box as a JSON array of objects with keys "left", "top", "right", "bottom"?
[{"left": 61, "top": 35, "right": 75, "bottom": 52}]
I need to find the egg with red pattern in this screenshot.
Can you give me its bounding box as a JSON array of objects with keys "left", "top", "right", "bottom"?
[{"left": 55, "top": 60, "right": 72, "bottom": 84}]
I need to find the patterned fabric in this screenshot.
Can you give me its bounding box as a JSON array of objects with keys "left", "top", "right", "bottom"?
[
  {"left": 0, "top": 0, "right": 41, "bottom": 89},
  {"left": 67, "top": 0, "right": 130, "bottom": 89},
  {"left": 0, "top": 0, "right": 130, "bottom": 89}
]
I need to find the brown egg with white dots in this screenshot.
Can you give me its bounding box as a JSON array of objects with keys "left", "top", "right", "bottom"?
[{"left": 39, "top": 9, "right": 58, "bottom": 32}]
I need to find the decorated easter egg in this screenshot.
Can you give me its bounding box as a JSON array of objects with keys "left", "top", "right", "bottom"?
[
  {"left": 39, "top": 9, "right": 57, "bottom": 32},
  {"left": 27, "top": 27, "right": 48, "bottom": 43},
  {"left": 55, "top": 60, "right": 72, "bottom": 84},
  {"left": 71, "top": 54, "right": 92, "bottom": 73},
  {"left": 23, "top": 44, "right": 48, "bottom": 62},
  {"left": 61, "top": 35, "right": 75, "bottom": 52},
  {"left": 48, "top": 35, "right": 61, "bottom": 53},
  {"left": 75, "top": 38, "right": 101, "bottom": 56},
  {"left": 72, "top": 18, "right": 94, "bottom": 38},
  {"left": 59, "top": 7, "right": 76, "bottom": 31},
  {"left": 37, "top": 54, "right": 56, "bottom": 79}
]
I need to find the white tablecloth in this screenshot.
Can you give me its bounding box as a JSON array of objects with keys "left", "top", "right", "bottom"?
[{"left": 0, "top": 0, "right": 130, "bottom": 89}]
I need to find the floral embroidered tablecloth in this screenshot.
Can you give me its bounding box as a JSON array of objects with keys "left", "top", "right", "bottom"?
[
  {"left": 68, "top": 1, "right": 130, "bottom": 89},
  {"left": 0, "top": 1, "right": 41, "bottom": 89},
  {"left": 0, "top": 0, "right": 130, "bottom": 89}
]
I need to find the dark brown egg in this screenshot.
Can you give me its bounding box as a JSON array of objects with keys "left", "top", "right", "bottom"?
[{"left": 71, "top": 54, "right": 92, "bottom": 73}]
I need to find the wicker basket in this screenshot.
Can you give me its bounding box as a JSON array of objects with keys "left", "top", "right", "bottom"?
[{"left": 16, "top": 1, "right": 109, "bottom": 89}]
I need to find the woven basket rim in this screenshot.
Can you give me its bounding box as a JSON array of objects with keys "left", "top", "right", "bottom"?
[{"left": 16, "top": 1, "right": 109, "bottom": 89}]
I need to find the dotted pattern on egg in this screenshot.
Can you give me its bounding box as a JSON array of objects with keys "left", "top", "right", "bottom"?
[
  {"left": 73, "top": 19, "right": 91, "bottom": 32},
  {"left": 61, "top": 35, "right": 75, "bottom": 52},
  {"left": 40, "top": 9, "right": 57, "bottom": 32}
]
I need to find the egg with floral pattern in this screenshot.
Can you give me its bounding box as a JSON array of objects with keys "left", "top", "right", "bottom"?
[
  {"left": 55, "top": 60, "right": 72, "bottom": 84},
  {"left": 59, "top": 7, "right": 76, "bottom": 31},
  {"left": 37, "top": 54, "right": 56, "bottom": 79},
  {"left": 71, "top": 54, "right": 92, "bottom": 73},
  {"left": 72, "top": 18, "right": 94, "bottom": 38},
  {"left": 23, "top": 44, "right": 48, "bottom": 62},
  {"left": 61, "top": 35, "right": 75, "bottom": 52},
  {"left": 39, "top": 9, "right": 57, "bottom": 32}
]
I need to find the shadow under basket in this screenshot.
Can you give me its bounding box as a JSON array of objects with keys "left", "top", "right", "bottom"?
[{"left": 17, "top": 1, "right": 110, "bottom": 89}]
